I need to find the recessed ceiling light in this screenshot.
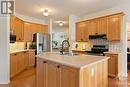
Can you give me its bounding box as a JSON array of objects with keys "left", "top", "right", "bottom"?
[{"left": 42, "top": 9, "right": 49, "bottom": 17}]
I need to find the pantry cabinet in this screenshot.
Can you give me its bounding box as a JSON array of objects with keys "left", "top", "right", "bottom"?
[{"left": 76, "top": 21, "right": 88, "bottom": 42}]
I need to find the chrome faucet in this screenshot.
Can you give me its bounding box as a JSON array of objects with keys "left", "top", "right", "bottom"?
[{"left": 60, "top": 40, "right": 70, "bottom": 55}]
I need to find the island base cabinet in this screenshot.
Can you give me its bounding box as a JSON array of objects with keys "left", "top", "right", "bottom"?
[
  {"left": 37, "top": 58, "right": 108, "bottom": 87},
  {"left": 80, "top": 61, "right": 108, "bottom": 87},
  {"left": 37, "top": 58, "right": 79, "bottom": 87}
]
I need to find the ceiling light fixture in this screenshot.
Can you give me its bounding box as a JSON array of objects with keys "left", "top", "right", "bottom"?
[
  {"left": 59, "top": 22, "right": 64, "bottom": 26},
  {"left": 42, "top": 9, "right": 49, "bottom": 17}
]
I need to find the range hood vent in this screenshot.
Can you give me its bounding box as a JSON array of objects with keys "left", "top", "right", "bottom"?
[{"left": 89, "top": 34, "right": 107, "bottom": 39}]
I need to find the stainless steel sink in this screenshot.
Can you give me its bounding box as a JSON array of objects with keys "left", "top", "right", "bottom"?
[{"left": 59, "top": 52, "right": 80, "bottom": 56}]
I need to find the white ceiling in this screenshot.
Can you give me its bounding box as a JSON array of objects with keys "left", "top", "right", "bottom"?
[{"left": 15, "top": 0, "right": 127, "bottom": 26}]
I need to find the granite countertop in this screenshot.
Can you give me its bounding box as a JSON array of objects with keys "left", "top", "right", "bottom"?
[
  {"left": 36, "top": 52, "right": 109, "bottom": 69},
  {"left": 10, "top": 49, "right": 35, "bottom": 54},
  {"left": 104, "top": 51, "right": 121, "bottom": 55}
]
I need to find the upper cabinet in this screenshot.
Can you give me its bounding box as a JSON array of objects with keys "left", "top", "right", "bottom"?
[
  {"left": 24, "top": 22, "right": 48, "bottom": 42},
  {"left": 107, "top": 14, "right": 123, "bottom": 41},
  {"left": 97, "top": 17, "right": 107, "bottom": 35},
  {"left": 76, "top": 13, "right": 124, "bottom": 42},
  {"left": 87, "top": 19, "right": 98, "bottom": 35},
  {"left": 76, "top": 21, "right": 88, "bottom": 42},
  {"left": 10, "top": 16, "right": 24, "bottom": 41},
  {"left": 10, "top": 15, "right": 48, "bottom": 42}
]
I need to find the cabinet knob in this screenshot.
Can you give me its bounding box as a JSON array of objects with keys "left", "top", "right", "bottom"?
[
  {"left": 43, "top": 61, "right": 47, "bottom": 63},
  {"left": 14, "top": 53, "right": 17, "bottom": 56},
  {"left": 95, "top": 33, "right": 98, "bottom": 35},
  {"left": 57, "top": 65, "right": 60, "bottom": 68}
]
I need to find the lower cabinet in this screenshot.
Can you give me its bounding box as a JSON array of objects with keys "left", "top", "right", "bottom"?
[
  {"left": 37, "top": 58, "right": 108, "bottom": 87},
  {"left": 37, "top": 58, "right": 78, "bottom": 87},
  {"left": 105, "top": 53, "right": 120, "bottom": 78},
  {"left": 10, "top": 51, "right": 35, "bottom": 78}
]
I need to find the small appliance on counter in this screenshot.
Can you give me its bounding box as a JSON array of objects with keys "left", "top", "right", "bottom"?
[{"left": 85, "top": 45, "right": 108, "bottom": 56}]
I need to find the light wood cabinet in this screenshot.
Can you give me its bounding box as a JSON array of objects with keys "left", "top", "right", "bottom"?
[
  {"left": 10, "top": 15, "right": 48, "bottom": 42},
  {"left": 105, "top": 53, "right": 120, "bottom": 78},
  {"left": 10, "top": 51, "right": 35, "bottom": 78},
  {"left": 75, "top": 13, "right": 124, "bottom": 41},
  {"left": 97, "top": 17, "right": 107, "bottom": 35},
  {"left": 76, "top": 21, "right": 88, "bottom": 42},
  {"left": 24, "top": 22, "right": 48, "bottom": 42},
  {"left": 28, "top": 51, "right": 35, "bottom": 66},
  {"left": 87, "top": 19, "right": 98, "bottom": 35},
  {"left": 37, "top": 58, "right": 108, "bottom": 87},
  {"left": 10, "top": 16, "right": 24, "bottom": 41},
  {"left": 107, "top": 14, "right": 122, "bottom": 41},
  {"left": 10, "top": 53, "right": 18, "bottom": 78}
]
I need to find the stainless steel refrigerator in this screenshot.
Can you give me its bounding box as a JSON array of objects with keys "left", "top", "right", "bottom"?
[{"left": 33, "top": 33, "right": 50, "bottom": 55}]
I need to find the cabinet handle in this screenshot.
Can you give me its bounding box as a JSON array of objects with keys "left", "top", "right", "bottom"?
[
  {"left": 57, "top": 65, "right": 60, "bottom": 68},
  {"left": 43, "top": 61, "right": 47, "bottom": 63},
  {"left": 95, "top": 33, "right": 98, "bottom": 35},
  {"left": 24, "top": 52, "right": 26, "bottom": 53},
  {"left": 14, "top": 53, "right": 17, "bottom": 56}
]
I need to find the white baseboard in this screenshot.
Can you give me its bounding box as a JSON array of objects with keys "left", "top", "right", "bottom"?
[{"left": 0, "top": 80, "right": 10, "bottom": 84}]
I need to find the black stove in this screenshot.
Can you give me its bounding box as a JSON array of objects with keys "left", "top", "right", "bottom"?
[{"left": 85, "top": 45, "right": 108, "bottom": 56}]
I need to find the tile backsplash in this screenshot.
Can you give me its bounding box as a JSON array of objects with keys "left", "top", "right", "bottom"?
[
  {"left": 89, "top": 39, "right": 121, "bottom": 52},
  {"left": 10, "top": 42, "right": 26, "bottom": 52}
]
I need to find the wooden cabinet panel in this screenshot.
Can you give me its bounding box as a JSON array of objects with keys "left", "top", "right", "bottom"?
[
  {"left": 37, "top": 58, "right": 108, "bottom": 87},
  {"left": 28, "top": 51, "right": 35, "bottom": 66},
  {"left": 10, "top": 51, "right": 35, "bottom": 78},
  {"left": 76, "top": 21, "right": 88, "bottom": 42},
  {"left": 80, "top": 61, "right": 108, "bottom": 87},
  {"left": 59, "top": 65, "right": 78, "bottom": 87},
  {"left": 105, "top": 53, "right": 119, "bottom": 78},
  {"left": 24, "top": 22, "right": 33, "bottom": 42},
  {"left": 97, "top": 17, "right": 107, "bottom": 35},
  {"left": 46, "top": 61, "right": 58, "bottom": 87},
  {"left": 10, "top": 54, "right": 18, "bottom": 78},
  {"left": 87, "top": 19, "right": 98, "bottom": 35},
  {"left": 23, "top": 51, "right": 29, "bottom": 68},
  {"left": 107, "top": 14, "right": 122, "bottom": 41},
  {"left": 37, "top": 58, "right": 46, "bottom": 87},
  {"left": 10, "top": 16, "right": 24, "bottom": 41}
]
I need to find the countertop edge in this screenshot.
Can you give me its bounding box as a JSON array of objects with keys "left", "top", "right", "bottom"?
[{"left": 36, "top": 55, "right": 109, "bottom": 69}]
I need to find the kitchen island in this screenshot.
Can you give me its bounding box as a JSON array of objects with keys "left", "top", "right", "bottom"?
[{"left": 36, "top": 52, "right": 109, "bottom": 87}]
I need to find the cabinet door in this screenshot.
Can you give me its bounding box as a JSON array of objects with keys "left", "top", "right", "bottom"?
[
  {"left": 29, "top": 51, "right": 35, "bottom": 66},
  {"left": 46, "top": 61, "right": 58, "bottom": 87},
  {"left": 10, "top": 54, "right": 17, "bottom": 78},
  {"left": 37, "top": 58, "right": 47, "bottom": 87},
  {"left": 97, "top": 17, "right": 107, "bottom": 35},
  {"left": 105, "top": 54, "right": 118, "bottom": 77},
  {"left": 23, "top": 51, "right": 29, "bottom": 68},
  {"left": 76, "top": 21, "right": 88, "bottom": 42},
  {"left": 107, "top": 14, "right": 122, "bottom": 41},
  {"left": 11, "top": 16, "right": 24, "bottom": 41},
  {"left": 37, "top": 59, "right": 58, "bottom": 87},
  {"left": 59, "top": 65, "right": 78, "bottom": 87},
  {"left": 17, "top": 52, "right": 25, "bottom": 72},
  {"left": 87, "top": 19, "right": 98, "bottom": 35},
  {"left": 24, "top": 22, "right": 33, "bottom": 42}
]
